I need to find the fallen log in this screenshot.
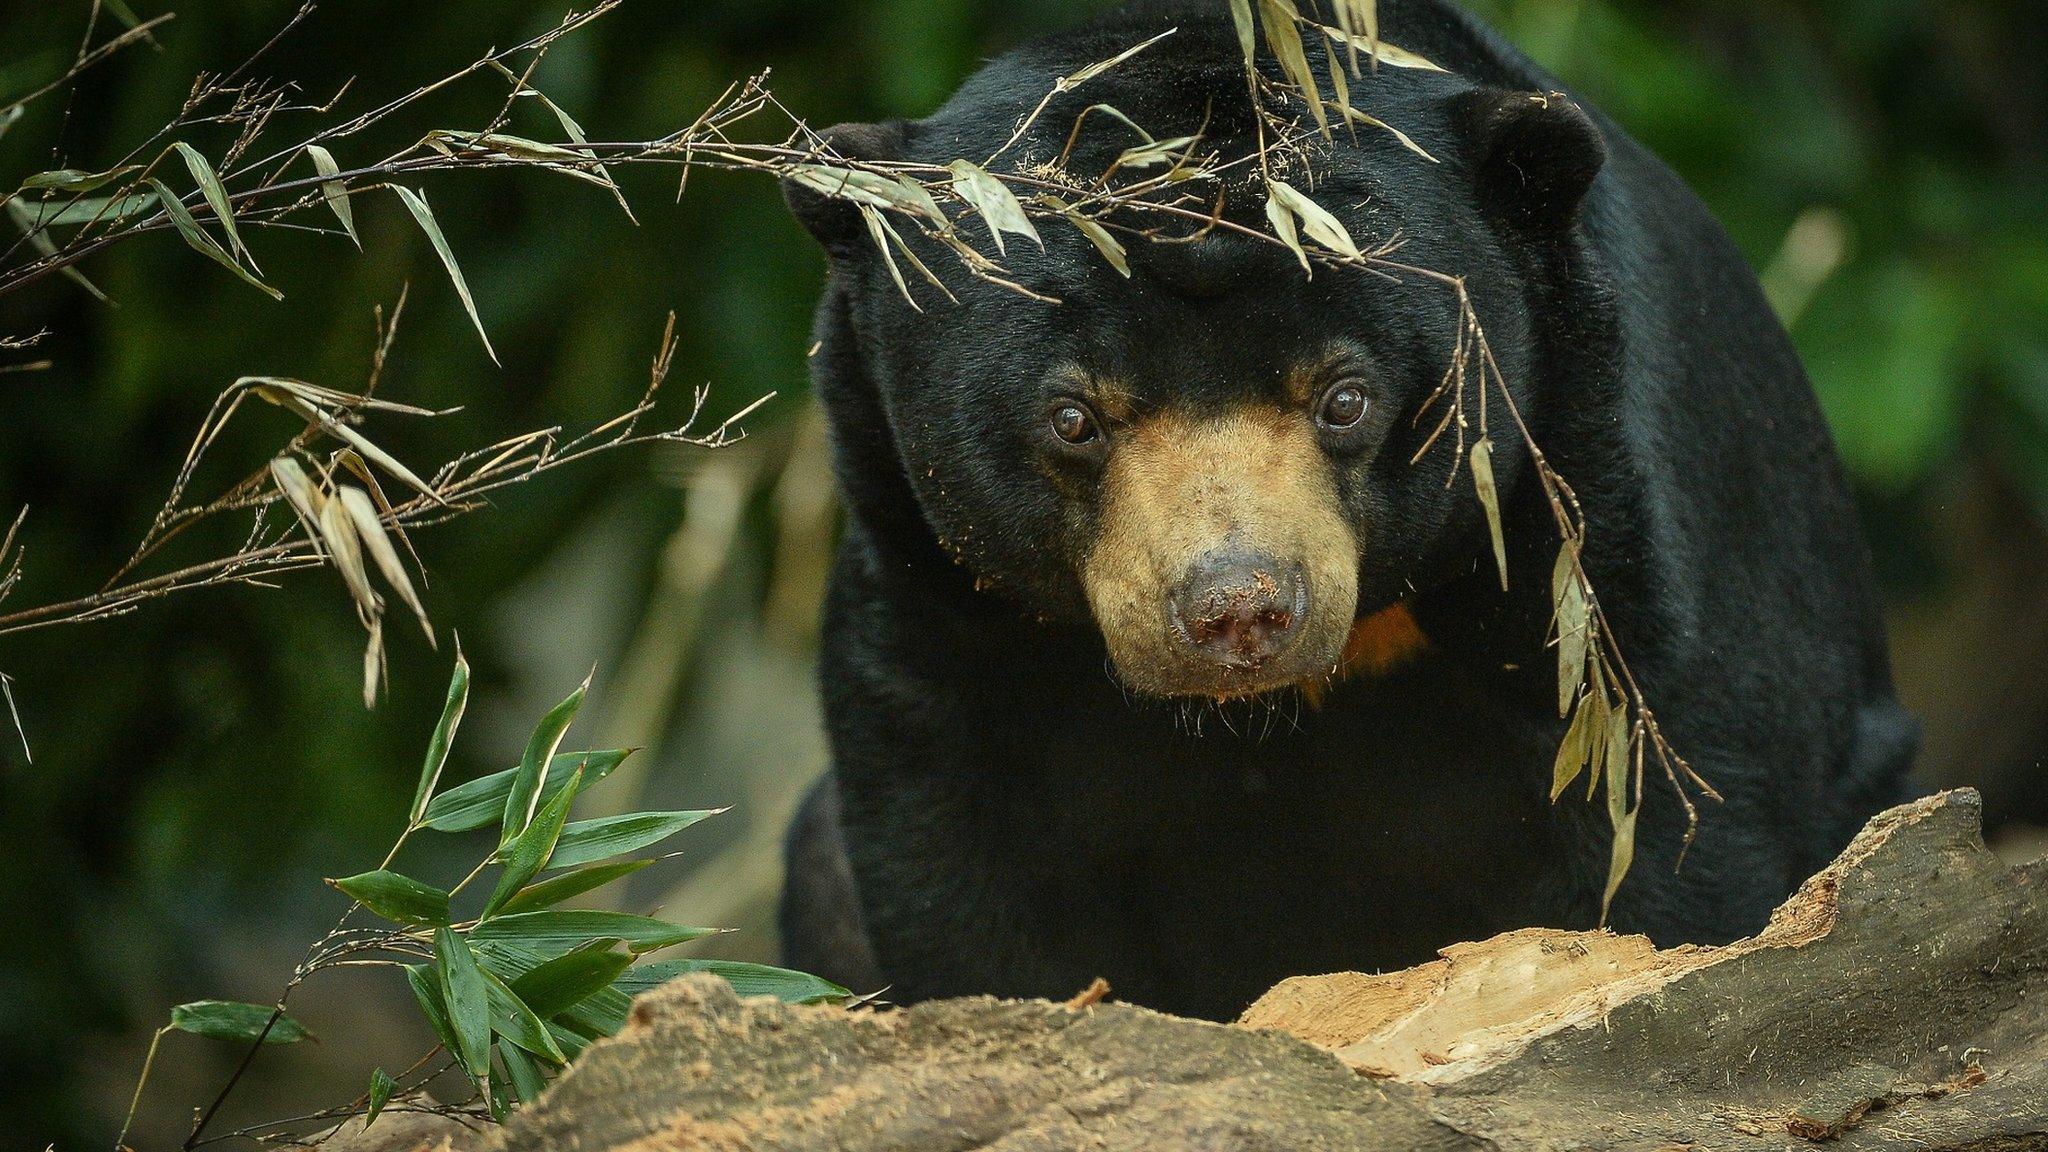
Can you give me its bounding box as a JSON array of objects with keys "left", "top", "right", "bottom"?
[{"left": 336, "top": 790, "right": 2048, "bottom": 1151}]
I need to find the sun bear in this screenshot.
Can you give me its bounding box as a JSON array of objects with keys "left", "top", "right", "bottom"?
[{"left": 776, "top": 0, "right": 1917, "bottom": 1021}]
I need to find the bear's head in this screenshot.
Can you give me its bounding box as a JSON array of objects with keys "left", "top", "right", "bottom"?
[{"left": 787, "top": 12, "right": 1606, "bottom": 701}]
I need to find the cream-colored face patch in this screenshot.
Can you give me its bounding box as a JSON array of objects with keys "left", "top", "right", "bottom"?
[{"left": 1082, "top": 407, "right": 1360, "bottom": 698}]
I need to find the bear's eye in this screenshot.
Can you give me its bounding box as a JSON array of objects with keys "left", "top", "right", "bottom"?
[
  {"left": 1050, "top": 402, "right": 1101, "bottom": 446},
  {"left": 1318, "top": 383, "right": 1369, "bottom": 430}
]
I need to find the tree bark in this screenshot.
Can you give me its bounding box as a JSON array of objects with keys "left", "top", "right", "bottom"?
[{"left": 336, "top": 790, "right": 2048, "bottom": 1151}]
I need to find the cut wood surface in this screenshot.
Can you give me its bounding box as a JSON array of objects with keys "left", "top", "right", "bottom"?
[{"left": 330, "top": 790, "right": 2048, "bottom": 1151}]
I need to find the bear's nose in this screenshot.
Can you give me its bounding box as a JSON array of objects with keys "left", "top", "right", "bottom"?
[{"left": 1169, "top": 548, "right": 1306, "bottom": 668}]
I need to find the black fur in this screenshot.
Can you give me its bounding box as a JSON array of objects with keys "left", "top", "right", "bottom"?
[{"left": 779, "top": 0, "right": 1917, "bottom": 1021}]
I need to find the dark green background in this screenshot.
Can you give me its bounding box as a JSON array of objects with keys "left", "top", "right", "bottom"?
[{"left": 2, "top": 0, "right": 2044, "bottom": 1145}]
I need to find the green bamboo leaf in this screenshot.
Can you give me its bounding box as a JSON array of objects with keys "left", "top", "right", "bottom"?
[
  {"left": 480, "top": 966, "right": 568, "bottom": 1064},
  {"left": 6, "top": 197, "right": 113, "bottom": 302},
  {"left": 330, "top": 869, "right": 451, "bottom": 925},
  {"left": 616, "top": 960, "right": 851, "bottom": 1005},
  {"left": 365, "top": 1067, "right": 396, "bottom": 1129},
  {"left": 169, "top": 1001, "right": 311, "bottom": 1044},
  {"left": 20, "top": 164, "right": 139, "bottom": 193},
  {"left": 482, "top": 767, "right": 582, "bottom": 918},
  {"left": 500, "top": 858, "right": 653, "bottom": 915},
  {"left": 499, "top": 1041, "right": 548, "bottom": 1103},
  {"left": 435, "top": 927, "right": 492, "bottom": 1085},
  {"left": 483, "top": 61, "right": 636, "bottom": 224},
  {"left": 421, "top": 749, "right": 629, "bottom": 832},
  {"left": 509, "top": 944, "right": 633, "bottom": 1019},
  {"left": 171, "top": 142, "right": 253, "bottom": 265},
  {"left": 547, "top": 809, "right": 724, "bottom": 872},
  {"left": 391, "top": 185, "right": 498, "bottom": 365},
  {"left": 12, "top": 191, "right": 158, "bottom": 228},
  {"left": 103, "top": 0, "right": 156, "bottom": 41},
  {"left": 148, "top": 178, "right": 281, "bottom": 300},
  {"left": 469, "top": 910, "right": 716, "bottom": 956},
  {"left": 546, "top": 1022, "right": 589, "bottom": 1060},
  {"left": 413, "top": 651, "right": 469, "bottom": 825},
  {"left": 304, "top": 144, "right": 358, "bottom": 248},
  {"left": 501, "top": 675, "right": 590, "bottom": 847},
  {"left": 404, "top": 964, "right": 461, "bottom": 1057},
  {"left": 471, "top": 941, "right": 634, "bottom": 1038}
]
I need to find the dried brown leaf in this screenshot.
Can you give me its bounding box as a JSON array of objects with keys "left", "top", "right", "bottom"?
[{"left": 1470, "top": 436, "right": 1507, "bottom": 590}]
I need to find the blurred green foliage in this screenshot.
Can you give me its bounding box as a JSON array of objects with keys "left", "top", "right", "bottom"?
[{"left": 0, "top": 0, "right": 2042, "bottom": 1145}]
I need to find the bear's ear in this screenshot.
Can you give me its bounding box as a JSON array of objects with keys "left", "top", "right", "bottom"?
[
  {"left": 1450, "top": 90, "right": 1606, "bottom": 231},
  {"left": 783, "top": 120, "right": 912, "bottom": 255}
]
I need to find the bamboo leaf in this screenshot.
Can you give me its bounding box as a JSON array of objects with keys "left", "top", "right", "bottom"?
[
  {"left": 331, "top": 869, "right": 451, "bottom": 925},
  {"left": 499, "top": 1041, "right": 548, "bottom": 1103},
  {"left": 1257, "top": 0, "right": 1330, "bottom": 138},
  {"left": 1550, "top": 692, "right": 1593, "bottom": 802},
  {"left": 469, "top": 910, "right": 717, "bottom": 956},
  {"left": 1606, "top": 706, "right": 1632, "bottom": 825},
  {"left": 20, "top": 164, "right": 139, "bottom": 192},
  {"left": 1264, "top": 185, "right": 1309, "bottom": 274},
  {"left": 1268, "top": 179, "right": 1361, "bottom": 260},
  {"left": 316, "top": 488, "right": 380, "bottom": 617},
  {"left": 391, "top": 185, "right": 498, "bottom": 365},
  {"left": 4, "top": 198, "right": 113, "bottom": 302},
  {"left": 304, "top": 145, "right": 358, "bottom": 248},
  {"left": 862, "top": 205, "right": 958, "bottom": 306},
  {"left": 405, "top": 964, "right": 461, "bottom": 1059},
  {"left": 148, "top": 178, "right": 281, "bottom": 300},
  {"left": 480, "top": 966, "right": 568, "bottom": 1064},
  {"left": 509, "top": 944, "right": 634, "bottom": 1018},
  {"left": 1600, "top": 804, "right": 1639, "bottom": 925},
  {"left": 547, "top": 809, "right": 725, "bottom": 871},
  {"left": 10, "top": 190, "right": 158, "bottom": 228},
  {"left": 268, "top": 457, "right": 326, "bottom": 556},
  {"left": 1471, "top": 437, "right": 1508, "bottom": 591},
  {"left": 787, "top": 165, "right": 944, "bottom": 227},
  {"left": 170, "top": 1001, "right": 311, "bottom": 1044},
  {"left": 337, "top": 485, "right": 432, "bottom": 643},
  {"left": 257, "top": 389, "right": 442, "bottom": 504},
  {"left": 365, "top": 1068, "right": 396, "bottom": 1129},
  {"left": 413, "top": 651, "right": 469, "bottom": 825},
  {"left": 171, "top": 142, "right": 253, "bottom": 265},
  {"left": 945, "top": 160, "right": 1041, "bottom": 255},
  {"left": 615, "top": 960, "right": 851, "bottom": 1005},
  {"left": 435, "top": 927, "right": 493, "bottom": 1085},
  {"left": 1334, "top": 104, "right": 1440, "bottom": 163},
  {"left": 1229, "top": 0, "right": 1257, "bottom": 70},
  {"left": 500, "top": 859, "right": 653, "bottom": 915},
  {"left": 363, "top": 616, "right": 385, "bottom": 708},
  {"left": 483, "top": 766, "right": 583, "bottom": 919},
  {"left": 422, "top": 749, "right": 629, "bottom": 832},
  {"left": 501, "top": 676, "right": 590, "bottom": 846},
  {"left": 1332, "top": 30, "right": 1448, "bottom": 72},
  {"left": 1554, "top": 543, "right": 1589, "bottom": 717},
  {"left": 485, "top": 61, "right": 637, "bottom": 224},
  {"left": 857, "top": 204, "right": 919, "bottom": 311},
  {"left": 1040, "top": 194, "right": 1129, "bottom": 278}
]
